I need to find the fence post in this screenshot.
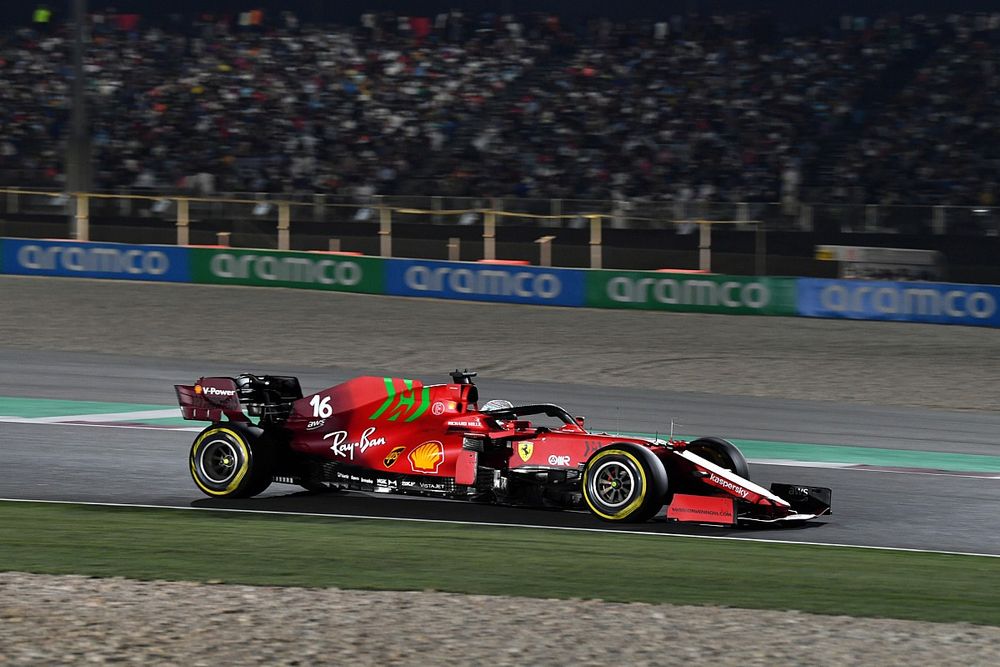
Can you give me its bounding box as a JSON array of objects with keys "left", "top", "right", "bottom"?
[
  {"left": 277, "top": 201, "right": 291, "bottom": 250},
  {"left": 699, "top": 221, "right": 711, "bottom": 272},
  {"left": 932, "top": 206, "right": 946, "bottom": 235},
  {"left": 865, "top": 205, "right": 878, "bottom": 232},
  {"left": 755, "top": 222, "right": 766, "bottom": 276},
  {"left": 176, "top": 198, "right": 190, "bottom": 245},
  {"left": 483, "top": 210, "right": 496, "bottom": 260},
  {"left": 432, "top": 196, "right": 442, "bottom": 224},
  {"left": 313, "top": 193, "right": 325, "bottom": 222},
  {"left": 589, "top": 215, "right": 602, "bottom": 269},
  {"left": 612, "top": 200, "right": 625, "bottom": 229},
  {"left": 799, "top": 204, "right": 813, "bottom": 231},
  {"left": 737, "top": 202, "right": 750, "bottom": 229},
  {"left": 379, "top": 203, "right": 392, "bottom": 257},
  {"left": 536, "top": 235, "right": 556, "bottom": 267},
  {"left": 74, "top": 193, "right": 89, "bottom": 241},
  {"left": 448, "top": 237, "right": 460, "bottom": 261}
]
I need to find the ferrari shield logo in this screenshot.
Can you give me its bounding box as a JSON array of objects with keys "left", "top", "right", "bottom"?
[
  {"left": 383, "top": 446, "right": 405, "bottom": 468},
  {"left": 516, "top": 441, "right": 533, "bottom": 462}
]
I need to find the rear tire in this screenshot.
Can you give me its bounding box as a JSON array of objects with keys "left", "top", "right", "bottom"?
[
  {"left": 582, "top": 445, "right": 668, "bottom": 523},
  {"left": 190, "top": 423, "right": 273, "bottom": 498},
  {"left": 687, "top": 437, "right": 750, "bottom": 479}
]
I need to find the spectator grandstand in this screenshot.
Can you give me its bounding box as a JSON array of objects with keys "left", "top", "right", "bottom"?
[{"left": 0, "top": 9, "right": 997, "bottom": 206}]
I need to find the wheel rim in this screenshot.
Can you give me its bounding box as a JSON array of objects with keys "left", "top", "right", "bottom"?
[
  {"left": 199, "top": 438, "right": 240, "bottom": 484},
  {"left": 590, "top": 460, "right": 636, "bottom": 508}
]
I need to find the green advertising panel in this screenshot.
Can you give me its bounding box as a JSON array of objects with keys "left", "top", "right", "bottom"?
[
  {"left": 586, "top": 270, "right": 797, "bottom": 316},
  {"left": 191, "top": 248, "right": 384, "bottom": 294}
]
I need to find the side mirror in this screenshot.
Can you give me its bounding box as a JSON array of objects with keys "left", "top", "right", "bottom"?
[{"left": 575, "top": 416, "right": 586, "bottom": 428}]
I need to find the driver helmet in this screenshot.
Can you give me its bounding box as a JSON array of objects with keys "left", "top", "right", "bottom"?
[{"left": 481, "top": 399, "right": 513, "bottom": 413}]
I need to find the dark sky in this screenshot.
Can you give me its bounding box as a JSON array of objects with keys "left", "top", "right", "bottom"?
[{"left": 8, "top": 1, "right": 1000, "bottom": 27}]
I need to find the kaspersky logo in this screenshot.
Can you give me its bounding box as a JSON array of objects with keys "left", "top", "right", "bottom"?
[{"left": 709, "top": 473, "right": 750, "bottom": 498}]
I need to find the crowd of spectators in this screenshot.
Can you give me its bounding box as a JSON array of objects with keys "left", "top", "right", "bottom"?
[
  {"left": 0, "top": 9, "right": 997, "bottom": 206},
  {"left": 821, "top": 13, "right": 1000, "bottom": 206}
]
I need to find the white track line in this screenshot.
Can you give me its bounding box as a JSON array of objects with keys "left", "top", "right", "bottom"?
[
  {"left": 0, "top": 408, "right": 181, "bottom": 424},
  {"left": 2, "top": 497, "right": 997, "bottom": 559}
]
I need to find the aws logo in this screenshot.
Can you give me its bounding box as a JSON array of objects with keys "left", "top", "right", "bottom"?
[
  {"left": 383, "top": 446, "right": 405, "bottom": 469},
  {"left": 409, "top": 441, "right": 445, "bottom": 474}
]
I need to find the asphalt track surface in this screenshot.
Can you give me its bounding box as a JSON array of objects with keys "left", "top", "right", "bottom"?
[
  {"left": 2, "top": 349, "right": 999, "bottom": 555},
  {"left": 1, "top": 276, "right": 999, "bottom": 555}
]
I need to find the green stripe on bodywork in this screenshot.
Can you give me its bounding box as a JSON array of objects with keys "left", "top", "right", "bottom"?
[
  {"left": 368, "top": 377, "right": 397, "bottom": 419},
  {"left": 406, "top": 387, "right": 431, "bottom": 422},
  {"left": 389, "top": 379, "right": 415, "bottom": 421}
]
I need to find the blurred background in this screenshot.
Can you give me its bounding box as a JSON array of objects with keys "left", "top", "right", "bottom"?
[{"left": 3, "top": 1, "right": 1000, "bottom": 279}]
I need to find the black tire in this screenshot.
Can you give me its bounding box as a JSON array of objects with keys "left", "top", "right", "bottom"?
[
  {"left": 687, "top": 437, "right": 751, "bottom": 479},
  {"left": 582, "top": 444, "right": 669, "bottom": 523},
  {"left": 189, "top": 423, "right": 274, "bottom": 498}
]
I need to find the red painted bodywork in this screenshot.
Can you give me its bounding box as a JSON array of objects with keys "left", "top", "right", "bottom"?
[
  {"left": 176, "top": 374, "right": 832, "bottom": 525},
  {"left": 281, "top": 375, "right": 652, "bottom": 477}
]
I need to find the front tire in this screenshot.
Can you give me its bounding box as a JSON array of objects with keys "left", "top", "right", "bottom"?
[
  {"left": 189, "top": 424, "right": 273, "bottom": 498},
  {"left": 686, "top": 437, "right": 750, "bottom": 478},
  {"left": 582, "top": 445, "right": 668, "bottom": 523}
]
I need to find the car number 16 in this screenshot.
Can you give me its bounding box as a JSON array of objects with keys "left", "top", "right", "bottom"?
[{"left": 310, "top": 395, "right": 333, "bottom": 418}]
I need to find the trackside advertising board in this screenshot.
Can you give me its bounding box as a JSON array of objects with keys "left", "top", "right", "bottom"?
[
  {"left": 190, "top": 247, "right": 383, "bottom": 294},
  {"left": 0, "top": 238, "right": 190, "bottom": 282},
  {"left": 586, "top": 270, "right": 797, "bottom": 316},
  {"left": 386, "top": 258, "right": 585, "bottom": 306},
  {"left": 798, "top": 278, "right": 1000, "bottom": 327}
]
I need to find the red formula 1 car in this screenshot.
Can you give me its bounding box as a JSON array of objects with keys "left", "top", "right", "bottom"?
[{"left": 175, "top": 371, "right": 831, "bottom": 525}]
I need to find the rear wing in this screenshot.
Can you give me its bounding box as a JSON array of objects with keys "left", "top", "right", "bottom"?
[{"left": 175, "top": 377, "right": 248, "bottom": 422}]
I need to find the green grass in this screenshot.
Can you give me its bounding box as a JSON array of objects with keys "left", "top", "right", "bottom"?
[{"left": 2, "top": 501, "right": 998, "bottom": 625}]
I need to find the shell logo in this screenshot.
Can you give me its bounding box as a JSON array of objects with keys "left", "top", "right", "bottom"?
[
  {"left": 194, "top": 385, "right": 203, "bottom": 395},
  {"left": 408, "top": 441, "right": 445, "bottom": 474}
]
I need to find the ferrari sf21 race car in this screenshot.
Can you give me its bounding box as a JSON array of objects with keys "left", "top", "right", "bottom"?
[{"left": 175, "top": 371, "right": 832, "bottom": 526}]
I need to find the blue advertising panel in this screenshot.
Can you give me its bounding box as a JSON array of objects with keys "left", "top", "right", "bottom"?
[
  {"left": 386, "top": 258, "right": 585, "bottom": 307},
  {"left": 1, "top": 238, "right": 190, "bottom": 283},
  {"left": 797, "top": 278, "right": 1000, "bottom": 327}
]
